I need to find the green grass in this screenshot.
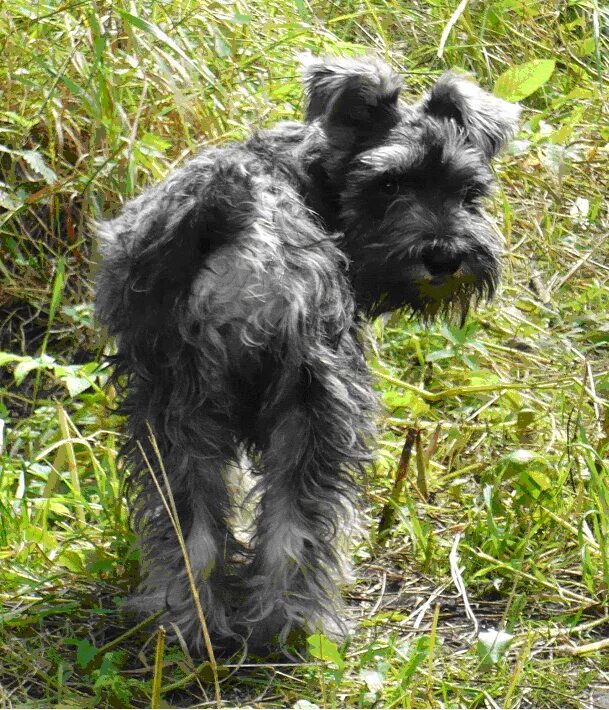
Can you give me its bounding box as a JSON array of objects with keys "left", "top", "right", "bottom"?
[{"left": 1, "top": 0, "right": 608, "bottom": 707}]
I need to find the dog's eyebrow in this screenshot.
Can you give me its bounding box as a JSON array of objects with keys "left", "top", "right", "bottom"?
[{"left": 357, "top": 144, "right": 424, "bottom": 173}]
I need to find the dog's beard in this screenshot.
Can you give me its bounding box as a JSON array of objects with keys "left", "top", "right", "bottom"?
[
  {"left": 368, "top": 276, "right": 495, "bottom": 325},
  {"left": 349, "top": 237, "right": 500, "bottom": 323},
  {"left": 411, "top": 275, "right": 497, "bottom": 326},
  {"left": 411, "top": 254, "right": 499, "bottom": 324}
]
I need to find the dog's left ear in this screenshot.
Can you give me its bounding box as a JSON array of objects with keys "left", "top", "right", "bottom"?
[
  {"left": 300, "top": 54, "right": 402, "bottom": 149},
  {"left": 424, "top": 73, "right": 521, "bottom": 159}
]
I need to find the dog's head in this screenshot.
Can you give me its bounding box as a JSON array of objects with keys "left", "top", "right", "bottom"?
[{"left": 301, "top": 55, "right": 520, "bottom": 320}]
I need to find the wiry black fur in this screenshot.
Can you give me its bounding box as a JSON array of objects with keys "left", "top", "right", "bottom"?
[{"left": 95, "top": 54, "right": 520, "bottom": 653}]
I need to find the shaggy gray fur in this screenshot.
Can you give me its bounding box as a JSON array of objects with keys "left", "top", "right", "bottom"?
[{"left": 95, "top": 54, "right": 519, "bottom": 654}]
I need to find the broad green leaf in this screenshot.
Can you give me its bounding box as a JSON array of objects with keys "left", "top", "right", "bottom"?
[
  {"left": 518, "top": 469, "right": 553, "bottom": 499},
  {"left": 383, "top": 390, "right": 429, "bottom": 416},
  {"left": 141, "top": 132, "right": 171, "bottom": 153},
  {"left": 528, "top": 469, "right": 552, "bottom": 491},
  {"left": 59, "top": 550, "right": 86, "bottom": 574},
  {"left": 491, "top": 0, "right": 541, "bottom": 14},
  {"left": 64, "top": 375, "right": 92, "bottom": 397},
  {"left": 76, "top": 639, "right": 99, "bottom": 668},
  {"left": 307, "top": 633, "right": 344, "bottom": 670},
  {"left": 494, "top": 59, "right": 555, "bottom": 101}
]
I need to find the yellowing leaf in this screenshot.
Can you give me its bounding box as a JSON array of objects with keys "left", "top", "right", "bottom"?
[{"left": 494, "top": 59, "right": 555, "bottom": 102}]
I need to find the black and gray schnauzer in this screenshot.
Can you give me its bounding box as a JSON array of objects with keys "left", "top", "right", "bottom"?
[{"left": 95, "top": 55, "right": 520, "bottom": 653}]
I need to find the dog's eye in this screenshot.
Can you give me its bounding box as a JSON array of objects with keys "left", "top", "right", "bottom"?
[{"left": 381, "top": 179, "right": 400, "bottom": 195}]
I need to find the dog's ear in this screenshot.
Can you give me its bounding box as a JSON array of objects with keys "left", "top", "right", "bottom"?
[
  {"left": 300, "top": 54, "right": 402, "bottom": 148},
  {"left": 424, "top": 73, "right": 521, "bottom": 159}
]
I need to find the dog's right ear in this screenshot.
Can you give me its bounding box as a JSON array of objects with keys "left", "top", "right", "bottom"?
[
  {"left": 300, "top": 54, "right": 402, "bottom": 149},
  {"left": 423, "top": 73, "right": 521, "bottom": 159}
]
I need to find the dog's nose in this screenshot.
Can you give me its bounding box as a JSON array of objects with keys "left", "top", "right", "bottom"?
[{"left": 421, "top": 245, "right": 462, "bottom": 277}]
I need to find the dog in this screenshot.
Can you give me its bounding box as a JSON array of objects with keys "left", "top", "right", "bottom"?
[{"left": 95, "top": 54, "right": 520, "bottom": 653}]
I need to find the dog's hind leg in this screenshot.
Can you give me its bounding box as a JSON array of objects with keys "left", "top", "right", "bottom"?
[
  {"left": 125, "top": 413, "right": 243, "bottom": 654},
  {"left": 238, "top": 353, "right": 375, "bottom": 651}
]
